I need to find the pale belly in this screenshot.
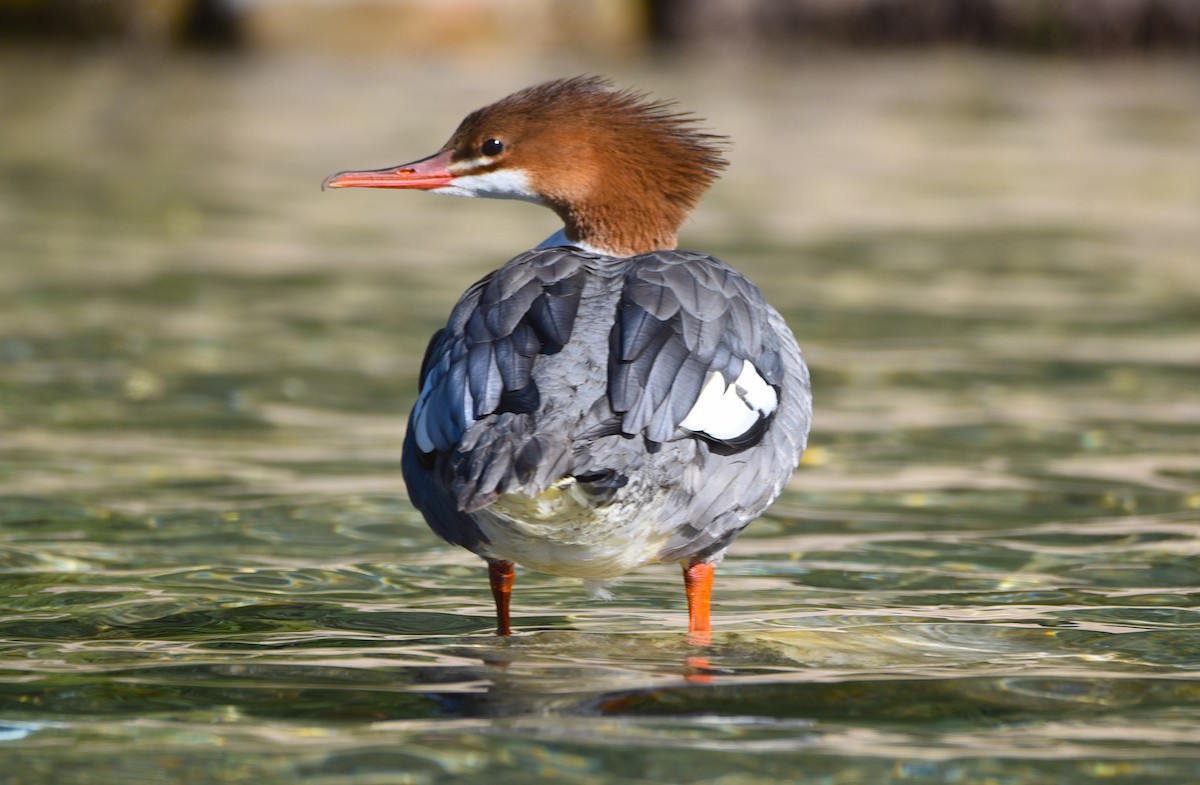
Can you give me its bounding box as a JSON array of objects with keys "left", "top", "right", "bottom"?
[{"left": 471, "top": 478, "right": 671, "bottom": 580}]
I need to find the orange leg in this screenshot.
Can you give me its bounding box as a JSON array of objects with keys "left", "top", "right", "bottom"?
[
  {"left": 682, "top": 561, "right": 715, "bottom": 643},
  {"left": 488, "top": 559, "right": 516, "bottom": 636}
]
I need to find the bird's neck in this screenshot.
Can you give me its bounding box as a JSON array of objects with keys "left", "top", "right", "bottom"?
[
  {"left": 545, "top": 195, "right": 682, "bottom": 258},
  {"left": 536, "top": 227, "right": 608, "bottom": 256}
]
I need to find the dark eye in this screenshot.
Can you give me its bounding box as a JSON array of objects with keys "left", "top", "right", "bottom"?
[{"left": 480, "top": 138, "right": 504, "bottom": 156}]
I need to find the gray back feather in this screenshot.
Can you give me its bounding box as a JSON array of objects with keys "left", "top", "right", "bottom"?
[{"left": 402, "top": 247, "right": 811, "bottom": 561}]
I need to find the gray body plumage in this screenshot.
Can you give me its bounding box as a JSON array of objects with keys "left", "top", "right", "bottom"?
[{"left": 402, "top": 246, "right": 811, "bottom": 579}]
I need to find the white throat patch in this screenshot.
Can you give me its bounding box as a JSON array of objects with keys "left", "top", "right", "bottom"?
[{"left": 433, "top": 166, "right": 541, "bottom": 203}]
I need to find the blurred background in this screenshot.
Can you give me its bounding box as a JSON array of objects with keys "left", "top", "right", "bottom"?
[
  {"left": 4, "top": 0, "right": 1200, "bottom": 53},
  {"left": 2, "top": 3, "right": 1200, "bottom": 785},
  {"left": 2, "top": 0, "right": 1196, "bottom": 494}
]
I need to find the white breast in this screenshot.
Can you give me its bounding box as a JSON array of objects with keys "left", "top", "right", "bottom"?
[{"left": 473, "top": 478, "right": 670, "bottom": 580}]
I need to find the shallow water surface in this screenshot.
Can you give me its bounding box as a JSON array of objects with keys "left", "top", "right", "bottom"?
[{"left": 1, "top": 51, "right": 1199, "bottom": 783}]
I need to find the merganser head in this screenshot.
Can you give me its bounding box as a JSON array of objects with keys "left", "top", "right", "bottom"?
[{"left": 324, "top": 76, "right": 728, "bottom": 257}]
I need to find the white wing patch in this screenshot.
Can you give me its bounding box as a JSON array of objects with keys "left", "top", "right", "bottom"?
[{"left": 679, "top": 361, "right": 777, "bottom": 441}]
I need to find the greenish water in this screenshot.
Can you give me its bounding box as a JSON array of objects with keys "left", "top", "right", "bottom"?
[{"left": 2, "top": 50, "right": 1199, "bottom": 784}]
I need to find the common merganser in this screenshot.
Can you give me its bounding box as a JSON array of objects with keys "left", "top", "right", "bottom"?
[{"left": 325, "top": 76, "right": 811, "bottom": 639}]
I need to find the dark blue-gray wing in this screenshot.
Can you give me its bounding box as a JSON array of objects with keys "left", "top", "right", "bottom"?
[
  {"left": 407, "top": 248, "right": 588, "bottom": 456},
  {"left": 403, "top": 248, "right": 590, "bottom": 542},
  {"left": 609, "top": 250, "right": 787, "bottom": 449}
]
